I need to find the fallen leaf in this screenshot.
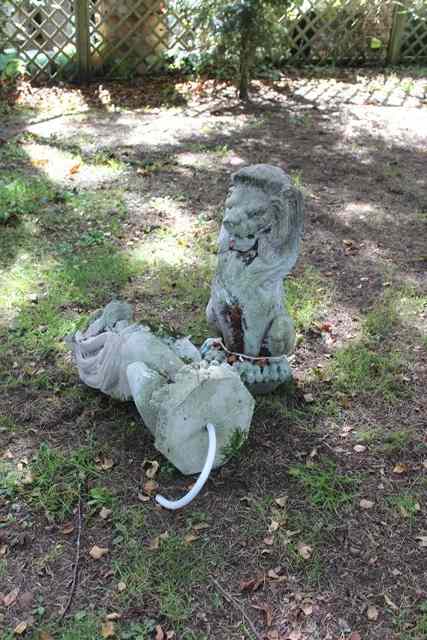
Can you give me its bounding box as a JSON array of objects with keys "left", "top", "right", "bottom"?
[
  {"left": 415, "top": 535, "right": 427, "bottom": 547},
  {"left": 143, "top": 480, "right": 159, "bottom": 495},
  {"left": 367, "top": 605, "right": 379, "bottom": 621},
  {"left": 301, "top": 602, "right": 313, "bottom": 616},
  {"left": 14, "top": 621, "right": 28, "bottom": 635},
  {"left": 0, "top": 544, "right": 8, "bottom": 556},
  {"left": 155, "top": 625, "right": 165, "bottom": 640},
  {"left": 268, "top": 520, "right": 280, "bottom": 533},
  {"left": 184, "top": 533, "right": 200, "bottom": 544},
  {"left": 61, "top": 522, "right": 75, "bottom": 535},
  {"left": 149, "top": 536, "right": 160, "bottom": 550},
  {"left": 101, "top": 621, "right": 115, "bottom": 638},
  {"left": 193, "top": 522, "right": 210, "bottom": 531},
  {"left": 266, "top": 631, "right": 279, "bottom": 640},
  {"left": 384, "top": 594, "right": 398, "bottom": 611},
  {"left": 252, "top": 602, "right": 273, "bottom": 627},
  {"left": 144, "top": 460, "right": 160, "bottom": 479},
  {"left": 354, "top": 445, "right": 367, "bottom": 453},
  {"left": 89, "top": 545, "right": 109, "bottom": 560},
  {"left": 39, "top": 632, "right": 54, "bottom": 640},
  {"left": 297, "top": 542, "right": 312, "bottom": 560},
  {"left": 21, "top": 471, "right": 34, "bottom": 485},
  {"left": 99, "top": 457, "right": 114, "bottom": 471},
  {"left": 263, "top": 535, "right": 274, "bottom": 546},
  {"left": 100, "top": 507, "right": 112, "bottom": 520},
  {"left": 106, "top": 613, "right": 122, "bottom": 621},
  {"left": 348, "top": 633, "right": 362, "bottom": 640},
  {"left": 359, "top": 499, "right": 374, "bottom": 510},
  {"left": 117, "top": 581, "right": 126, "bottom": 592},
  {"left": 393, "top": 463, "right": 408, "bottom": 474},
  {"left": 69, "top": 163, "right": 81, "bottom": 175},
  {"left": 240, "top": 575, "right": 264, "bottom": 592},
  {"left": 287, "top": 631, "right": 302, "bottom": 640},
  {"left": 4, "top": 587, "right": 19, "bottom": 607},
  {"left": 274, "top": 496, "right": 287, "bottom": 508},
  {"left": 267, "top": 569, "right": 280, "bottom": 580},
  {"left": 303, "top": 393, "right": 314, "bottom": 403}
]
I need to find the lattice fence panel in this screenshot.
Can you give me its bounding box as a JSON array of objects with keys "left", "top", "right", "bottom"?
[
  {"left": 400, "top": 0, "right": 427, "bottom": 61},
  {"left": 280, "top": 0, "right": 394, "bottom": 65},
  {"left": 88, "top": 0, "right": 194, "bottom": 78},
  {"left": 0, "top": 0, "right": 76, "bottom": 80},
  {"left": 0, "top": 1, "right": 426, "bottom": 82}
]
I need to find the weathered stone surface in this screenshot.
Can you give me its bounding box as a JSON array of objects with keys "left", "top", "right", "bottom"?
[
  {"left": 70, "top": 300, "right": 183, "bottom": 400},
  {"left": 153, "top": 362, "right": 255, "bottom": 474},
  {"left": 70, "top": 301, "right": 255, "bottom": 474},
  {"left": 205, "top": 164, "right": 303, "bottom": 392}
]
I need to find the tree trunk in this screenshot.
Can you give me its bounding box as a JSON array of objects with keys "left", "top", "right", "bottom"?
[{"left": 238, "top": 29, "right": 252, "bottom": 100}]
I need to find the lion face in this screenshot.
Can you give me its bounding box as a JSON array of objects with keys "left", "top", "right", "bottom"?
[{"left": 223, "top": 184, "right": 274, "bottom": 253}]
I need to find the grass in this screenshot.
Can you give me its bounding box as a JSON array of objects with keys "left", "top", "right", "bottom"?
[
  {"left": 288, "top": 459, "right": 359, "bottom": 512},
  {"left": 113, "top": 520, "right": 217, "bottom": 627},
  {"left": 363, "top": 294, "right": 399, "bottom": 341},
  {"left": 287, "top": 266, "right": 329, "bottom": 332},
  {"left": 0, "top": 173, "right": 54, "bottom": 223},
  {"left": 387, "top": 494, "right": 421, "bottom": 522},
  {"left": 28, "top": 443, "right": 99, "bottom": 520},
  {"left": 379, "top": 429, "right": 414, "bottom": 455},
  {"left": 330, "top": 342, "right": 403, "bottom": 401}
]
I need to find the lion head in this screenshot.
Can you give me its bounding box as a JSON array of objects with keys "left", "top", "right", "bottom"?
[{"left": 221, "top": 164, "right": 304, "bottom": 274}]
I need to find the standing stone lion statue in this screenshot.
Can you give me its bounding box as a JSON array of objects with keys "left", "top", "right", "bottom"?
[{"left": 207, "top": 164, "right": 304, "bottom": 359}]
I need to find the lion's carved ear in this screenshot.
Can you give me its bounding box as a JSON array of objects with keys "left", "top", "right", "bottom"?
[{"left": 281, "top": 186, "right": 304, "bottom": 275}]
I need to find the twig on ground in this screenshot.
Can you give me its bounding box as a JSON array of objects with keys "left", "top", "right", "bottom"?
[
  {"left": 210, "top": 577, "right": 264, "bottom": 640},
  {"left": 60, "top": 486, "right": 83, "bottom": 619}
]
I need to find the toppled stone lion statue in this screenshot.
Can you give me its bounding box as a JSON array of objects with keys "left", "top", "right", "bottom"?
[
  {"left": 204, "top": 164, "right": 304, "bottom": 392},
  {"left": 69, "top": 164, "right": 303, "bottom": 508}
]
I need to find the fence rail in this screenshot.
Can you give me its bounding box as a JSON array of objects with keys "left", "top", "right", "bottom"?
[{"left": 0, "top": 0, "right": 426, "bottom": 82}]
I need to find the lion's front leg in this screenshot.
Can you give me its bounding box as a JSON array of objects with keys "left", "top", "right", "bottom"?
[{"left": 264, "top": 311, "right": 296, "bottom": 356}]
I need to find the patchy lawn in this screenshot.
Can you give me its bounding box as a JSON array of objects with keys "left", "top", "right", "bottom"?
[{"left": 0, "top": 68, "right": 426, "bottom": 640}]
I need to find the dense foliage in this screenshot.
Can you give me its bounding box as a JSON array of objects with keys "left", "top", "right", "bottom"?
[{"left": 178, "top": 0, "right": 292, "bottom": 99}]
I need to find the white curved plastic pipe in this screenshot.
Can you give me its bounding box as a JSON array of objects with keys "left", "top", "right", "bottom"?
[{"left": 155, "top": 423, "right": 217, "bottom": 510}]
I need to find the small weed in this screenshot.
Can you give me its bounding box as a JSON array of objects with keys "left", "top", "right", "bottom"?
[
  {"left": 363, "top": 295, "right": 398, "bottom": 341},
  {"left": 289, "top": 459, "right": 359, "bottom": 512},
  {"left": 0, "top": 558, "right": 7, "bottom": 577},
  {"left": 396, "top": 601, "right": 427, "bottom": 640},
  {"left": 290, "top": 169, "right": 303, "bottom": 188},
  {"left": 221, "top": 428, "right": 248, "bottom": 462},
  {"left": 29, "top": 443, "right": 99, "bottom": 520},
  {"left": 0, "top": 460, "right": 22, "bottom": 499},
  {"left": 330, "top": 342, "right": 403, "bottom": 401},
  {"left": 87, "top": 486, "right": 116, "bottom": 511},
  {"left": 354, "top": 426, "right": 383, "bottom": 444},
  {"left": 387, "top": 494, "right": 420, "bottom": 522},
  {"left": 0, "top": 415, "right": 19, "bottom": 432},
  {"left": 379, "top": 429, "right": 414, "bottom": 456}
]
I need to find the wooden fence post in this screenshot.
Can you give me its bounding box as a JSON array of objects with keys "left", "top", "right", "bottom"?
[
  {"left": 74, "top": 0, "right": 90, "bottom": 82},
  {"left": 387, "top": 1, "right": 408, "bottom": 65}
]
